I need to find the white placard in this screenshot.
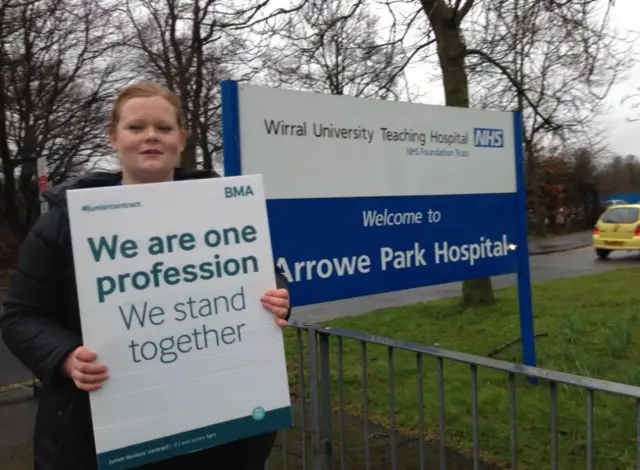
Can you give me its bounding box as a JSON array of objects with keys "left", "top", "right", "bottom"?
[{"left": 66, "top": 174, "right": 291, "bottom": 469}]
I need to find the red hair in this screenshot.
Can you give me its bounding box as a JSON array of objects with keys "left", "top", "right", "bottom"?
[{"left": 107, "top": 81, "right": 187, "bottom": 133}]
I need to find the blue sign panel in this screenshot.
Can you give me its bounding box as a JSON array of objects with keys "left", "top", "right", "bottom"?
[{"left": 265, "top": 194, "right": 518, "bottom": 306}]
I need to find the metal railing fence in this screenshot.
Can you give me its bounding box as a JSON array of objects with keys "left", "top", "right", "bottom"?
[
  {"left": 266, "top": 322, "right": 640, "bottom": 470},
  {"left": 4, "top": 310, "right": 640, "bottom": 469}
]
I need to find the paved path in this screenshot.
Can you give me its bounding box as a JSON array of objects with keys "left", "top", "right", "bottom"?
[
  {"left": 528, "top": 230, "right": 593, "bottom": 255},
  {"left": 0, "top": 389, "right": 35, "bottom": 470}
]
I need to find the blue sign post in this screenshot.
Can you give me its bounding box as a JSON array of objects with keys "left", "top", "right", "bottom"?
[{"left": 220, "top": 80, "right": 537, "bottom": 368}]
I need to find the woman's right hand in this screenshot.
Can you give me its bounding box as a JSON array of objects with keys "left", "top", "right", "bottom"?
[{"left": 61, "top": 346, "right": 109, "bottom": 392}]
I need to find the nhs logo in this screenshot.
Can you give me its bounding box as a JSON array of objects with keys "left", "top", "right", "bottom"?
[{"left": 473, "top": 128, "right": 504, "bottom": 148}]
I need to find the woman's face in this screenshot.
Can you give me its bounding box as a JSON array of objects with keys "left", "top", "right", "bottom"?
[{"left": 109, "top": 96, "right": 186, "bottom": 183}]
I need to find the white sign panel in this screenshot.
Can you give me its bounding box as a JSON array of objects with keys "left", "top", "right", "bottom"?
[
  {"left": 67, "top": 175, "right": 291, "bottom": 469},
  {"left": 234, "top": 84, "right": 515, "bottom": 200}
]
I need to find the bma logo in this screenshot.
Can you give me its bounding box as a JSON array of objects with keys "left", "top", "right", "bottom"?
[
  {"left": 473, "top": 128, "right": 504, "bottom": 148},
  {"left": 225, "top": 185, "right": 254, "bottom": 198}
]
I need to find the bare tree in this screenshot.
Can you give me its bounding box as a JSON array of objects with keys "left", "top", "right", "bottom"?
[
  {"left": 399, "top": 0, "right": 635, "bottom": 305},
  {"left": 259, "top": 0, "right": 430, "bottom": 101},
  {"left": 117, "top": 0, "right": 307, "bottom": 171},
  {"left": 597, "top": 153, "right": 640, "bottom": 196},
  {"left": 564, "top": 146, "right": 604, "bottom": 228},
  {"left": 0, "top": 0, "right": 124, "bottom": 240},
  {"left": 466, "top": 0, "right": 632, "bottom": 237}
]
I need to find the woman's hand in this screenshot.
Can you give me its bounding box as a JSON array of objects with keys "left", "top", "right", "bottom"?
[
  {"left": 261, "top": 288, "right": 290, "bottom": 328},
  {"left": 62, "top": 346, "right": 109, "bottom": 392}
]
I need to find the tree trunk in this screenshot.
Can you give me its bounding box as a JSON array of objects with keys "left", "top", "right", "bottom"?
[
  {"left": 0, "top": 20, "right": 21, "bottom": 241},
  {"left": 524, "top": 136, "right": 545, "bottom": 237},
  {"left": 428, "top": 2, "right": 495, "bottom": 305},
  {"left": 513, "top": 0, "right": 544, "bottom": 239}
]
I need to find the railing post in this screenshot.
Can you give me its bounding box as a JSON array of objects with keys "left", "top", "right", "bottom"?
[
  {"left": 319, "top": 332, "right": 334, "bottom": 469},
  {"left": 307, "top": 330, "right": 322, "bottom": 470},
  {"left": 296, "top": 328, "right": 307, "bottom": 470}
]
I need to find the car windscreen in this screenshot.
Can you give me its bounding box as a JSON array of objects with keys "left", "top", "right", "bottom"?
[{"left": 601, "top": 207, "right": 640, "bottom": 224}]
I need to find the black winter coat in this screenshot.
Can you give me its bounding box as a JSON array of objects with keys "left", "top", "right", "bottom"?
[{"left": 0, "top": 168, "right": 291, "bottom": 470}]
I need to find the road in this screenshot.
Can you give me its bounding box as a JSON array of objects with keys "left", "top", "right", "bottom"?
[{"left": 1, "top": 246, "right": 639, "bottom": 469}]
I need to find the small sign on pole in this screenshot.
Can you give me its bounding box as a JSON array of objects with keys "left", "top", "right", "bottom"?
[{"left": 36, "top": 157, "right": 48, "bottom": 214}]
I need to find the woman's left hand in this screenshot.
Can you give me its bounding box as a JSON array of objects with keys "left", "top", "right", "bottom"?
[{"left": 261, "top": 288, "right": 290, "bottom": 327}]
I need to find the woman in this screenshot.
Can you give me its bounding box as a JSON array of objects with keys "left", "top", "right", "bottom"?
[{"left": 0, "top": 81, "right": 291, "bottom": 469}]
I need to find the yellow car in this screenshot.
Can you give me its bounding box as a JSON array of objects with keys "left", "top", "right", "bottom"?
[{"left": 593, "top": 204, "right": 640, "bottom": 259}]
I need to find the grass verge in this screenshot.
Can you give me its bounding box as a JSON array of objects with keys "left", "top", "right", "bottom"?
[{"left": 282, "top": 266, "right": 640, "bottom": 470}]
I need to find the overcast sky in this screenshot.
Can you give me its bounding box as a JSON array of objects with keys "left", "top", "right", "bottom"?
[
  {"left": 596, "top": 0, "right": 640, "bottom": 157},
  {"left": 111, "top": 0, "right": 640, "bottom": 164},
  {"left": 350, "top": 0, "right": 640, "bottom": 158},
  {"left": 398, "top": 1, "right": 640, "bottom": 157}
]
